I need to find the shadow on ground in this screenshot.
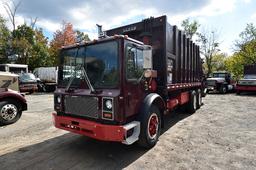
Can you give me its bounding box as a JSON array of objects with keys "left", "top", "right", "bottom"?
[{"left": 0, "top": 111, "right": 191, "bottom": 170}]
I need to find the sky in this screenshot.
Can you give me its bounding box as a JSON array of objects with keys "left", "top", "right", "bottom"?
[{"left": 0, "top": 0, "right": 256, "bottom": 55}]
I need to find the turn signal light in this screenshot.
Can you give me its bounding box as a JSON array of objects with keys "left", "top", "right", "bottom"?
[{"left": 103, "top": 112, "right": 113, "bottom": 119}]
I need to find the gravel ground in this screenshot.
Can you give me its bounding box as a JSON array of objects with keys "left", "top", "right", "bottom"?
[{"left": 0, "top": 93, "right": 256, "bottom": 170}]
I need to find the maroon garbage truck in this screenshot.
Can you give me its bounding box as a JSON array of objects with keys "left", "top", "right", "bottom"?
[{"left": 53, "top": 16, "right": 204, "bottom": 148}]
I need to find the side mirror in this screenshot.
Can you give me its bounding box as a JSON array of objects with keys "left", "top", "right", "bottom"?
[{"left": 143, "top": 47, "right": 152, "bottom": 69}]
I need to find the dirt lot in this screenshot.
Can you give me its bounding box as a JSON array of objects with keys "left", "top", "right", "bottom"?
[{"left": 0, "top": 93, "right": 256, "bottom": 170}]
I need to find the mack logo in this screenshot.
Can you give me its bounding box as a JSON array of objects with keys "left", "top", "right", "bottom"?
[{"left": 123, "top": 26, "right": 136, "bottom": 33}]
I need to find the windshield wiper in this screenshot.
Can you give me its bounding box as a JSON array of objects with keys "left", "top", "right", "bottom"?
[
  {"left": 65, "top": 65, "right": 80, "bottom": 92},
  {"left": 80, "top": 66, "right": 97, "bottom": 93}
]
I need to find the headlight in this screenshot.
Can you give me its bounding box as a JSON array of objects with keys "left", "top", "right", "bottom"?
[
  {"left": 102, "top": 97, "right": 114, "bottom": 120},
  {"left": 57, "top": 96, "right": 61, "bottom": 103},
  {"left": 105, "top": 100, "right": 112, "bottom": 109}
]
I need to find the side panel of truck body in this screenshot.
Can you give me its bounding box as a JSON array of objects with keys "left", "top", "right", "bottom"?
[
  {"left": 106, "top": 16, "right": 202, "bottom": 92},
  {"left": 34, "top": 67, "right": 58, "bottom": 83}
]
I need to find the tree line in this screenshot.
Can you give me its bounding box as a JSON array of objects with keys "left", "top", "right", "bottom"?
[
  {"left": 181, "top": 18, "right": 256, "bottom": 80},
  {"left": 0, "top": 1, "right": 89, "bottom": 71},
  {"left": 0, "top": 0, "right": 255, "bottom": 78}
]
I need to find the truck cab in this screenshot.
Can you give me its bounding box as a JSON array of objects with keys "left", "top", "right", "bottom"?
[
  {"left": 54, "top": 36, "right": 155, "bottom": 146},
  {"left": 206, "top": 71, "right": 235, "bottom": 94}
]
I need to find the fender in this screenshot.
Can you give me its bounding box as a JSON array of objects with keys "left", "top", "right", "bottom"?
[
  {"left": 140, "top": 93, "right": 165, "bottom": 116},
  {"left": 0, "top": 90, "right": 27, "bottom": 111}
]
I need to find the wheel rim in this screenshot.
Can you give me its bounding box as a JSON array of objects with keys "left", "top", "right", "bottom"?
[
  {"left": 199, "top": 92, "right": 202, "bottom": 106},
  {"left": 223, "top": 87, "right": 226, "bottom": 93},
  {"left": 198, "top": 90, "right": 202, "bottom": 106},
  {"left": 147, "top": 113, "right": 159, "bottom": 140},
  {"left": 0, "top": 104, "right": 18, "bottom": 121},
  {"left": 193, "top": 93, "right": 197, "bottom": 109}
]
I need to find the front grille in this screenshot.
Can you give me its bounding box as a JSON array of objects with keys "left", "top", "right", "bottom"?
[
  {"left": 207, "top": 80, "right": 216, "bottom": 86},
  {"left": 64, "top": 95, "right": 98, "bottom": 119}
]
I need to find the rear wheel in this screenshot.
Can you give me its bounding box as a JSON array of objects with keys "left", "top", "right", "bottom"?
[
  {"left": 196, "top": 89, "right": 202, "bottom": 109},
  {"left": 185, "top": 91, "right": 197, "bottom": 114},
  {"left": 220, "top": 85, "right": 227, "bottom": 94},
  {"left": 236, "top": 90, "right": 241, "bottom": 95},
  {"left": 0, "top": 100, "right": 22, "bottom": 125},
  {"left": 138, "top": 105, "right": 161, "bottom": 148},
  {"left": 202, "top": 88, "right": 207, "bottom": 97}
]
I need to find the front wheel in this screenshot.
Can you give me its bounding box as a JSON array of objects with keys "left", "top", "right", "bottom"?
[
  {"left": 138, "top": 105, "right": 161, "bottom": 148},
  {"left": 0, "top": 100, "right": 22, "bottom": 125}
]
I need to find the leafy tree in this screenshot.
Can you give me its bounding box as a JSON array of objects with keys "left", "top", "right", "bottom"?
[
  {"left": 28, "top": 28, "right": 52, "bottom": 70},
  {"left": 75, "top": 30, "right": 90, "bottom": 43},
  {"left": 236, "top": 23, "right": 256, "bottom": 48},
  {"left": 0, "top": 16, "right": 11, "bottom": 63},
  {"left": 12, "top": 24, "right": 35, "bottom": 64},
  {"left": 226, "top": 24, "right": 256, "bottom": 79},
  {"left": 211, "top": 53, "right": 227, "bottom": 72},
  {"left": 224, "top": 54, "right": 244, "bottom": 80},
  {"left": 49, "top": 22, "right": 81, "bottom": 65},
  {"left": 181, "top": 18, "right": 200, "bottom": 39},
  {"left": 197, "top": 30, "right": 220, "bottom": 76}
]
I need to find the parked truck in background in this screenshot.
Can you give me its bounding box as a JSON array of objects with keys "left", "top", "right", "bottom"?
[
  {"left": 206, "top": 71, "right": 235, "bottom": 94},
  {"left": 33, "top": 67, "right": 58, "bottom": 92},
  {"left": 53, "top": 16, "right": 205, "bottom": 148},
  {"left": 236, "top": 64, "right": 256, "bottom": 94},
  {"left": 0, "top": 64, "right": 28, "bottom": 74},
  {"left": 18, "top": 73, "right": 38, "bottom": 93},
  {"left": 0, "top": 72, "right": 27, "bottom": 125}
]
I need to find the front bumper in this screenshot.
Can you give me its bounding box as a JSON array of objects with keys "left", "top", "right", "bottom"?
[
  {"left": 20, "top": 86, "right": 38, "bottom": 92},
  {"left": 236, "top": 85, "right": 256, "bottom": 91},
  {"left": 207, "top": 86, "right": 217, "bottom": 91},
  {"left": 52, "top": 113, "right": 140, "bottom": 144}
]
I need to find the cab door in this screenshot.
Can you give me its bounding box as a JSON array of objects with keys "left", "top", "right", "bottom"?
[{"left": 123, "top": 43, "right": 145, "bottom": 118}]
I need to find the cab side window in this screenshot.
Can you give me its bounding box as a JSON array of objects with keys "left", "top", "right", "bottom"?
[{"left": 126, "top": 45, "right": 144, "bottom": 80}]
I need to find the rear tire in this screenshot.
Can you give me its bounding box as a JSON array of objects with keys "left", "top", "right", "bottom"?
[
  {"left": 185, "top": 91, "right": 197, "bottom": 114},
  {"left": 0, "top": 100, "right": 22, "bottom": 125},
  {"left": 220, "top": 85, "right": 227, "bottom": 94},
  {"left": 202, "top": 88, "right": 207, "bottom": 97},
  {"left": 196, "top": 89, "right": 202, "bottom": 109},
  {"left": 236, "top": 90, "right": 241, "bottom": 95},
  {"left": 138, "top": 105, "right": 161, "bottom": 149}
]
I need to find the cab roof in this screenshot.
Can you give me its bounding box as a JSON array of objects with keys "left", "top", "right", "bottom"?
[{"left": 61, "top": 35, "right": 144, "bottom": 50}]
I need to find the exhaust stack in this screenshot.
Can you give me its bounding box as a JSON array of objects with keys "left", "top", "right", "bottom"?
[{"left": 96, "top": 24, "right": 106, "bottom": 38}]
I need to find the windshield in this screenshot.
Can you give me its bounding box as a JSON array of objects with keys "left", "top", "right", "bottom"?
[
  {"left": 19, "top": 73, "right": 36, "bottom": 82},
  {"left": 212, "top": 73, "right": 227, "bottom": 78},
  {"left": 58, "top": 41, "right": 119, "bottom": 88},
  {"left": 244, "top": 74, "right": 256, "bottom": 79}
]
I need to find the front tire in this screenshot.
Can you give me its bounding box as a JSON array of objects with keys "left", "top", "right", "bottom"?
[
  {"left": 0, "top": 100, "right": 22, "bottom": 125},
  {"left": 138, "top": 105, "right": 161, "bottom": 148}
]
